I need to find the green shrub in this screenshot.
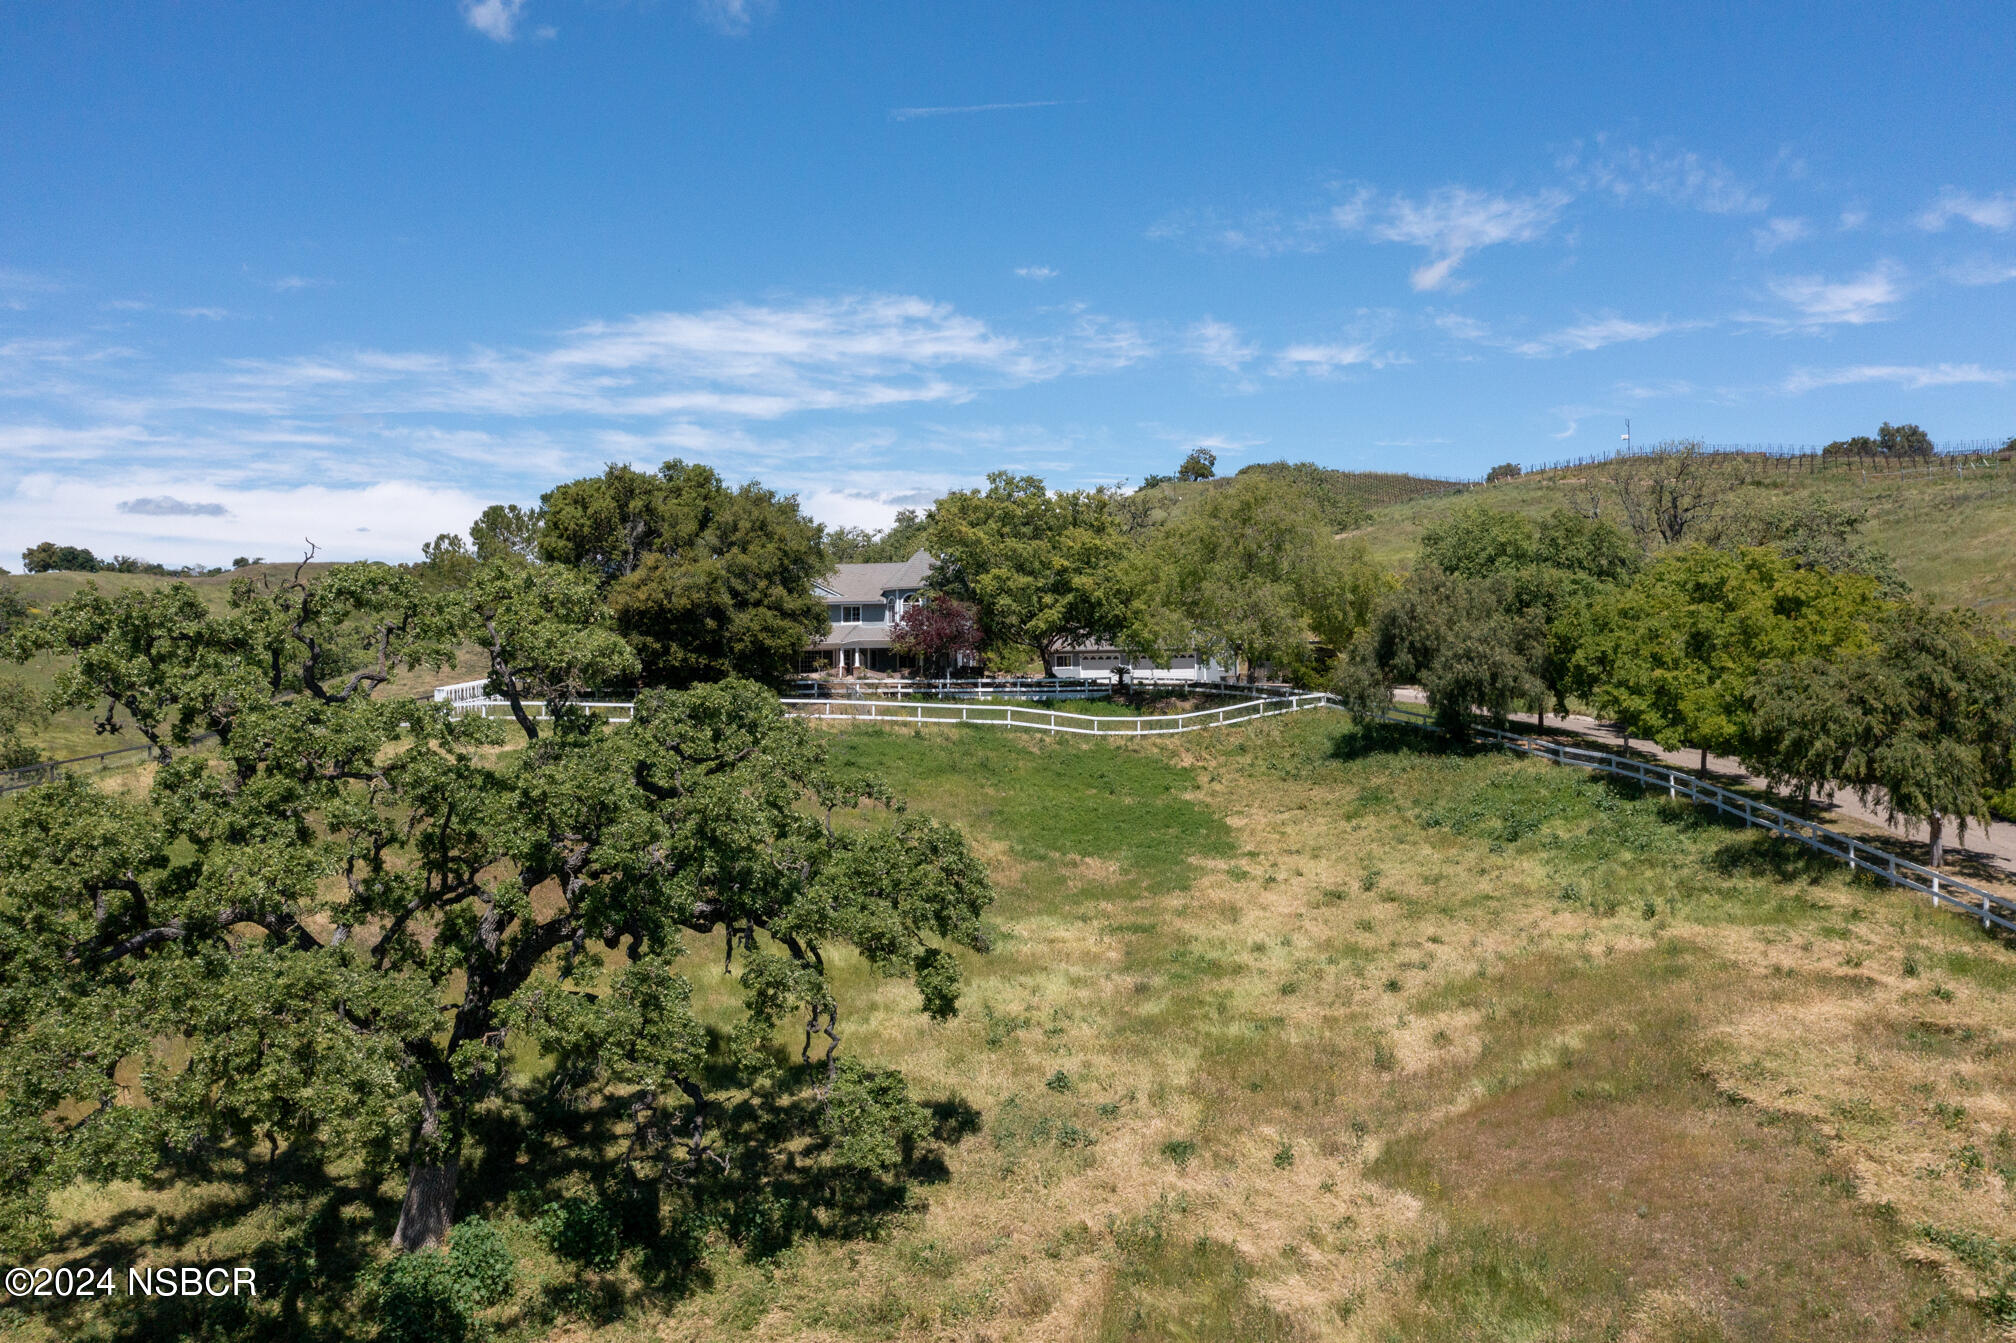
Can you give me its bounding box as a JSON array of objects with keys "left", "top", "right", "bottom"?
[
  {"left": 537, "top": 1197, "right": 623, "bottom": 1273},
  {"left": 373, "top": 1220, "right": 514, "bottom": 1343}
]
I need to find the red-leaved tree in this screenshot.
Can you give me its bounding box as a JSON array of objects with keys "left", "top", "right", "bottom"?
[{"left": 890, "top": 598, "right": 981, "bottom": 676}]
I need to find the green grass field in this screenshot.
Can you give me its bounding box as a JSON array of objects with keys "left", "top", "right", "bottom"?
[{"left": 15, "top": 713, "right": 2016, "bottom": 1341}]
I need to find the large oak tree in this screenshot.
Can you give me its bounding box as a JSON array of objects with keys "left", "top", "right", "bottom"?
[
  {"left": 538, "top": 461, "right": 830, "bottom": 688},
  {"left": 0, "top": 564, "right": 991, "bottom": 1261}
]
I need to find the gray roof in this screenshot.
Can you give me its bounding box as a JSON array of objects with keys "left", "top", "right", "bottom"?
[
  {"left": 817, "top": 549, "right": 933, "bottom": 602},
  {"left": 812, "top": 625, "right": 896, "bottom": 650}
]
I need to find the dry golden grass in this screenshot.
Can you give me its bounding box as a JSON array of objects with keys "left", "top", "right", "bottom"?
[{"left": 17, "top": 712, "right": 2016, "bottom": 1342}]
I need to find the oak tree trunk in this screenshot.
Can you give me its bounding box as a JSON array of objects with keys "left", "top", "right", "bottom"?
[
  {"left": 1929, "top": 811, "right": 1945, "bottom": 869},
  {"left": 393, "top": 1069, "right": 460, "bottom": 1251},
  {"left": 393, "top": 1156, "right": 460, "bottom": 1251}
]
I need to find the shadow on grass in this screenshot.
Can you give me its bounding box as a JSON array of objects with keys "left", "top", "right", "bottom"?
[
  {"left": 19, "top": 1045, "right": 982, "bottom": 1343},
  {"left": 1326, "top": 719, "right": 1463, "bottom": 765}
]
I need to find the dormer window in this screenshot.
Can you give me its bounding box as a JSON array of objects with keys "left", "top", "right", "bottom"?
[{"left": 841, "top": 605, "right": 862, "bottom": 623}]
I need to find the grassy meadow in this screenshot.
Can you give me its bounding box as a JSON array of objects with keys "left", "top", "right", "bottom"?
[{"left": 12, "top": 711, "right": 2016, "bottom": 1341}]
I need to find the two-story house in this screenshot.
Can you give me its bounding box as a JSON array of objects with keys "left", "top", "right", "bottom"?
[{"left": 804, "top": 549, "right": 935, "bottom": 675}]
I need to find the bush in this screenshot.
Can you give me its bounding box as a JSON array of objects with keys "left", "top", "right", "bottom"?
[
  {"left": 448, "top": 1218, "right": 517, "bottom": 1308},
  {"left": 1485, "top": 461, "right": 1522, "bottom": 483},
  {"left": 1991, "top": 786, "right": 2016, "bottom": 824},
  {"left": 373, "top": 1220, "right": 515, "bottom": 1343},
  {"left": 536, "top": 1197, "right": 623, "bottom": 1273}
]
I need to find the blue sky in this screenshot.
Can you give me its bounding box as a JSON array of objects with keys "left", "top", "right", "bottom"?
[{"left": 4, "top": 1, "right": 2013, "bottom": 566}]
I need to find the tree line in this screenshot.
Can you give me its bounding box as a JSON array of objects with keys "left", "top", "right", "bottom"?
[{"left": 1335, "top": 465, "right": 2016, "bottom": 868}]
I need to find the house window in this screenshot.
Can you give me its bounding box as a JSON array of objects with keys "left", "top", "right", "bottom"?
[
  {"left": 1055, "top": 654, "right": 1076, "bottom": 668},
  {"left": 841, "top": 605, "right": 862, "bottom": 623}
]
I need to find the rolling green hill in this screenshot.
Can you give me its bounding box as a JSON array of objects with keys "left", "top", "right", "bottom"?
[
  {"left": 1349, "top": 455, "right": 2016, "bottom": 626},
  {"left": 1132, "top": 461, "right": 1471, "bottom": 529}
]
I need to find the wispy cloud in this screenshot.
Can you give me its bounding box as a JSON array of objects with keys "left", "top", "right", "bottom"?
[
  {"left": 1511, "top": 316, "right": 1703, "bottom": 358},
  {"left": 1753, "top": 261, "right": 1906, "bottom": 329},
  {"left": 1013, "top": 265, "right": 1058, "bottom": 280},
  {"left": 272, "top": 275, "right": 333, "bottom": 293},
  {"left": 1943, "top": 256, "right": 2016, "bottom": 287},
  {"left": 1362, "top": 187, "right": 1571, "bottom": 291},
  {"left": 1616, "top": 379, "right": 1696, "bottom": 400},
  {"left": 889, "top": 100, "right": 1080, "bottom": 122},
  {"left": 1152, "top": 184, "right": 1567, "bottom": 291},
  {"left": 1780, "top": 363, "right": 2011, "bottom": 394},
  {"left": 1437, "top": 311, "right": 1701, "bottom": 358},
  {"left": 1560, "top": 137, "right": 1769, "bottom": 214},
  {"left": 1914, "top": 188, "right": 2016, "bottom": 232},
  {"left": 1272, "top": 341, "right": 1389, "bottom": 376},
  {"left": 459, "top": 0, "right": 528, "bottom": 42},
  {"left": 1184, "top": 318, "right": 1257, "bottom": 372},
  {"left": 695, "top": 0, "right": 773, "bottom": 37},
  {"left": 1752, "top": 216, "right": 1810, "bottom": 254},
  {"left": 60, "top": 294, "right": 1149, "bottom": 424}
]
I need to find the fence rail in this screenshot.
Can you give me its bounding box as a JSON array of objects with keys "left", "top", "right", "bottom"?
[
  {"left": 0, "top": 737, "right": 208, "bottom": 795},
  {"left": 780, "top": 690, "right": 2015, "bottom": 932},
  {"left": 775, "top": 692, "right": 1331, "bottom": 736},
  {"left": 17, "top": 679, "right": 2009, "bottom": 935},
  {"left": 1455, "top": 720, "right": 2014, "bottom": 934},
  {"left": 1505, "top": 440, "right": 2011, "bottom": 480}
]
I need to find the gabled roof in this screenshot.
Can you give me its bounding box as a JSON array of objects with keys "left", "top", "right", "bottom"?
[{"left": 815, "top": 549, "right": 934, "bottom": 602}]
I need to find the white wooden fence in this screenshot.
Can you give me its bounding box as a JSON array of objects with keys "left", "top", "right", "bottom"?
[
  {"left": 775, "top": 691, "right": 1332, "bottom": 735},
  {"left": 429, "top": 681, "right": 2014, "bottom": 932}
]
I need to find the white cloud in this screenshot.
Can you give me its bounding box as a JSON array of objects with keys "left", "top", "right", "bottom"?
[
  {"left": 168, "top": 294, "right": 1146, "bottom": 421},
  {"left": 1758, "top": 262, "right": 1906, "bottom": 328},
  {"left": 1943, "top": 256, "right": 2016, "bottom": 287},
  {"left": 1780, "top": 363, "right": 2012, "bottom": 395},
  {"left": 1431, "top": 312, "right": 1492, "bottom": 342},
  {"left": 3, "top": 473, "right": 491, "bottom": 566},
  {"left": 696, "top": 0, "right": 774, "bottom": 37},
  {"left": 1511, "top": 316, "right": 1701, "bottom": 358},
  {"left": 1013, "top": 265, "right": 1058, "bottom": 280},
  {"left": 271, "top": 275, "right": 333, "bottom": 293},
  {"left": 1357, "top": 187, "right": 1570, "bottom": 292},
  {"left": 1616, "top": 379, "right": 1695, "bottom": 400},
  {"left": 459, "top": 0, "right": 528, "bottom": 42},
  {"left": 1150, "top": 183, "right": 1567, "bottom": 288},
  {"left": 1752, "top": 216, "right": 1811, "bottom": 253},
  {"left": 1184, "top": 318, "right": 1257, "bottom": 372},
  {"left": 1560, "top": 138, "right": 1768, "bottom": 214},
  {"left": 1914, "top": 188, "right": 2016, "bottom": 232},
  {"left": 0, "top": 266, "right": 61, "bottom": 294},
  {"left": 1838, "top": 207, "right": 1869, "bottom": 231},
  {"left": 1272, "top": 341, "right": 1382, "bottom": 375},
  {"left": 889, "top": 100, "right": 1078, "bottom": 122}
]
